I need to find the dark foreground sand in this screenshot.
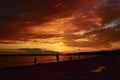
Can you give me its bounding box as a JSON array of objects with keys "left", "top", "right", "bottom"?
[{"left": 0, "top": 55, "right": 119, "bottom": 80}]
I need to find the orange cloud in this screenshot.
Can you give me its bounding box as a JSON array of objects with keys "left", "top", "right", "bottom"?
[{"left": 0, "top": 0, "right": 120, "bottom": 52}]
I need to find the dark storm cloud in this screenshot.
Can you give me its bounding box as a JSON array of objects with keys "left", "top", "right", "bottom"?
[
  {"left": 85, "top": 25, "right": 120, "bottom": 43},
  {"left": 70, "top": 0, "right": 120, "bottom": 31},
  {"left": 97, "top": 0, "right": 120, "bottom": 24},
  {"left": 64, "top": 24, "right": 120, "bottom": 48},
  {"left": 0, "top": 33, "right": 61, "bottom": 44},
  {"left": 0, "top": 0, "right": 87, "bottom": 26},
  {"left": 62, "top": 0, "right": 120, "bottom": 48},
  {"left": 0, "top": 0, "right": 93, "bottom": 42}
]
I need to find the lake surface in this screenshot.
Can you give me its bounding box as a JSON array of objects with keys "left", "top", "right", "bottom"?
[{"left": 0, "top": 55, "right": 97, "bottom": 68}]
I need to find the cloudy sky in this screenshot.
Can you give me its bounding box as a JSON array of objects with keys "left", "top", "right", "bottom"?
[{"left": 0, "top": 0, "right": 120, "bottom": 53}]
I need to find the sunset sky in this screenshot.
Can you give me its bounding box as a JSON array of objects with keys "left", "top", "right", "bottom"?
[{"left": 0, "top": 0, "right": 120, "bottom": 53}]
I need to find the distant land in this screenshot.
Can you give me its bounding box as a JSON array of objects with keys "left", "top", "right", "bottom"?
[{"left": 0, "top": 49, "right": 120, "bottom": 56}]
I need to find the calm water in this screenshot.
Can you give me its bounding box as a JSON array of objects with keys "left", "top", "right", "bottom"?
[{"left": 0, "top": 55, "right": 97, "bottom": 68}]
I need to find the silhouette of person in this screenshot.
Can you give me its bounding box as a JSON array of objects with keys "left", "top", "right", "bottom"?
[{"left": 56, "top": 54, "right": 59, "bottom": 62}]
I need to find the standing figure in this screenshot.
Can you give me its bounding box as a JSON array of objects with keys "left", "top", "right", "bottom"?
[{"left": 56, "top": 54, "right": 59, "bottom": 63}]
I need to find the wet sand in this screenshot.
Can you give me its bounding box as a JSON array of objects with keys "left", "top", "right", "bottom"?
[{"left": 0, "top": 55, "right": 119, "bottom": 80}]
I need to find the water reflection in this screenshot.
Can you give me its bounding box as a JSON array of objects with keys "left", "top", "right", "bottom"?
[{"left": 0, "top": 55, "right": 97, "bottom": 68}]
